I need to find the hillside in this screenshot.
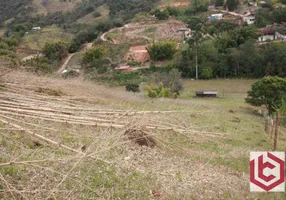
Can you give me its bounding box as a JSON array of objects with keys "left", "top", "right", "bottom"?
[
  {"left": 1, "top": 70, "right": 286, "bottom": 199},
  {"left": 2, "top": 0, "right": 286, "bottom": 199},
  {"left": 33, "top": 0, "right": 82, "bottom": 15}
]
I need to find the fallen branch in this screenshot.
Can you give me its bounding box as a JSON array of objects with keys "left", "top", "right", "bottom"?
[{"left": 0, "top": 117, "right": 110, "bottom": 164}]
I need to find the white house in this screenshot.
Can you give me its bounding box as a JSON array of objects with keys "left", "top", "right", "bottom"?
[
  {"left": 32, "top": 27, "right": 41, "bottom": 31},
  {"left": 258, "top": 35, "right": 274, "bottom": 42},
  {"left": 258, "top": 32, "right": 286, "bottom": 42},
  {"left": 243, "top": 16, "right": 255, "bottom": 25},
  {"left": 243, "top": 12, "right": 255, "bottom": 25},
  {"left": 210, "top": 14, "right": 224, "bottom": 20}
]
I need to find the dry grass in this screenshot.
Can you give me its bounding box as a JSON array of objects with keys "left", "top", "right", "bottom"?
[{"left": 0, "top": 70, "right": 286, "bottom": 199}]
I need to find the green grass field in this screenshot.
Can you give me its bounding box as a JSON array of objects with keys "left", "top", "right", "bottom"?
[{"left": 21, "top": 26, "right": 74, "bottom": 50}]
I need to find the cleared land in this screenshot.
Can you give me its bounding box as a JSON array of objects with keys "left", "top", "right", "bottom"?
[
  {"left": 0, "top": 70, "right": 286, "bottom": 199},
  {"left": 20, "top": 26, "right": 73, "bottom": 50},
  {"left": 102, "top": 19, "right": 186, "bottom": 45}
]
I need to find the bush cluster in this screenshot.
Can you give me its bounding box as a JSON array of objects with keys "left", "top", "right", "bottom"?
[
  {"left": 145, "top": 83, "right": 171, "bottom": 98},
  {"left": 126, "top": 84, "right": 140, "bottom": 93}
]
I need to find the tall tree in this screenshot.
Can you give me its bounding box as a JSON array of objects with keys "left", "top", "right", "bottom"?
[
  {"left": 225, "top": 0, "right": 239, "bottom": 11},
  {"left": 215, "top": 0, "right": 224, "bottom": 7},
  {"left": 246, "top": 76, "right": 286, "bottom": 114}
]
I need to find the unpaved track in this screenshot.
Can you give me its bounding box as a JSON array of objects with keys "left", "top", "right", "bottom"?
[
  {"left": 57, "top": 53, "right": 75, "bottom": 73},
  {"left": 56, "top": 42, "right": 93, "bottom": 73}
]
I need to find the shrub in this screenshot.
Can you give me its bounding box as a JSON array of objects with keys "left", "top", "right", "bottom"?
[
  {"left": 201, "top": 67, "right": 213, "bottom": 79},
  {"left": 145, "top": 83, "right": 171, "bottom": 98},
  {"left": 152, "top": 9, "right": 169, "bottom": 20},
  {"left": 153, "top": 69, "right": 183, "bottom": 94},
  {"left": 112, "top": 18, "right": 124, "bottom": 27},
  {"left": 0, "top": 42, "right": 9, "bottom": 49},
  {"left": 147, "top": 41, "right": 177, "bottom": 61},
  {"left": 3, "top": 37, "right": 18, "bottom": 47},
  {"left": 81, "top": 47, "right": 105, "bottom": 68},
  {"left": 166, "top": 6, "right": 181, "bottom": 17},
  {"left": 24, "top": 56, "right": 54, "bottom": 74},
  {"left": 93, "top": 11, "right": 101, "bottom": 18},
  {"left": 43, "top": 41, "right": 68, "bottom": 62},
  {"left": 126, "top": 84, "right": 140, "bottom": 93}
]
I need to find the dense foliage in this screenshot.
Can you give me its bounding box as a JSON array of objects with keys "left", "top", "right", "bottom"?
[
  {"left": 215, "top": 0, "right": 224, "bottom": 7},
  {"left": 152, "top": 69, "right": 183, "bottom": 94},
  {"left": 246, "top": 76, "right": 286, "bottom": 114},
  {"left": 225, "top": 0, "right": 239, "bottom": 11},
  {"left": 81, "top": 47, "right": 112, "bottom": 75},
  {"left": 152, "top": 9, "right": 169, "bottom": 20},
  {"left": 0, "top": 0, "right": 32, "bottom": 26},
  {"left": 24, "top": 56, "right": 54, "bottom": 74},
  {"left": 0, "top": 33, "right": 21, "bottom": 66},
  {"left": 107, "top": 0, "right": 158, "bottom": 21},
  {"left": 147, "top": 42, "right": 177, "bottom": 61},
  {"left": 145, "top": 83, "right": 172, "bottom": 98},
  {"left": 81, "top": 47, "right": 105, "bottom": 68},
  {"left": 43, "top": 41, "right": 69, "bottom": 63}
]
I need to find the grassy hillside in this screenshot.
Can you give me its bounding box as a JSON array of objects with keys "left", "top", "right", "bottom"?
[
  {"left": 1, "top": 71, "right": 286, "bottom": 199},
  {"left": 77, "top": 5, "right": 109, "bottom": 25},
  {"left": 21, "top": 25, "right": 73, "bottom": 50},
  {"left": 2, "top": 0, "right": 286, "bottom": 199},
  {"left": 0, "top": 0, "right": 30, "bottom": 24},
  {"left": 32, "top": 0, "right": 83, "bottom": 15}
]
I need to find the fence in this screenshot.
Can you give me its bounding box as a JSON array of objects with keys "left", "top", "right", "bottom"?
[{"left": 265, "top": 110, "right": 285, "bottom": 150}]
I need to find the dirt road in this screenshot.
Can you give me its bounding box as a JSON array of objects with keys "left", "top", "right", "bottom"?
[{"left": 56, "top": 53, "right": 75, "bottom": 73}]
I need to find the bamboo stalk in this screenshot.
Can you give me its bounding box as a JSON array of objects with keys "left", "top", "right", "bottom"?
[
  {"left": 0, "top": 156, "right": 81, "bottom": 167},
  {"left": 0, "top": 117, "right": 110, "bottom": 164},
  {"left": 0, "top": 110, "right": 125, "bottom": 128},
  {"left": 0, "top": 106, "right": 124, "bottom": 124}
]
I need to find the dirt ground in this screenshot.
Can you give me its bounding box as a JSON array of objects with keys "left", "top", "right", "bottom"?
[
  {"left": 159, "top": 1, "right": 190, "bottom": 8},
  {"left": 102, "top": 19, "right": 187, "bottom": 44}
]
